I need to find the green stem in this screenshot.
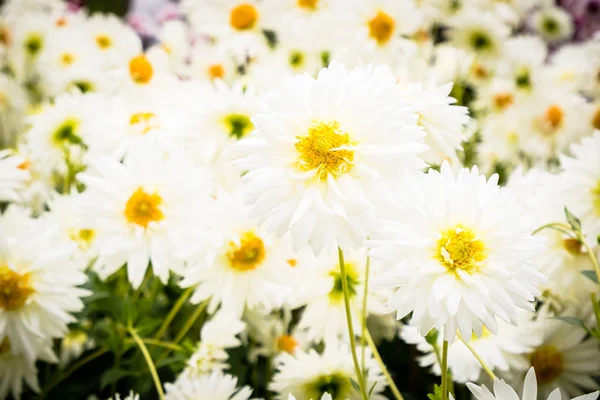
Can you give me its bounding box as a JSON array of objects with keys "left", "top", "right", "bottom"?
[
  {"left": 456, "top": 332, "right": 496, "bottom": 380},
  {"left": 338, "top": 247, "right": 369, "bottom": 400},
  {"left": 441, "top": 340, "right": 449, "bottom": 400},
  {"left": 40, "top": 347, "right": 108, "bottom": 398},
  {"left": 579, "top": 233, "right": 600, "bottom": 290},
  {"left": 129, "top": 327, "right": 165, "bottom": 400},
  {"left": 361, "top": 255, "right": 370, "bottom": 379},
  {"left": 365, "top": 330, "right": 404, "bottom": 400},
  {"left": 173, "top": 301, "right": 207, "bottom": 344},
  {"left": 125, "top": 338, "right": 183, "bottom": 352},
  {"left": 154, "top": 287, "right": 193, "bottom": 339}
]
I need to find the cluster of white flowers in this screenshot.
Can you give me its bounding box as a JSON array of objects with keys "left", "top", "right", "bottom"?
[{"left": 0, "top": 0, "right": 599, "bottom": 399}]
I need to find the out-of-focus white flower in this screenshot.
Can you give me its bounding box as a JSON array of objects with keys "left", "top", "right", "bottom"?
[
  {"left": 166, "top": 370, "right": 252, "bottom": 400},
  {"left": 530, "top": 6, "right": 574, "bottom": 44},
  {"left": 0, "top": 150, "right": 29, "bottom": 202}
]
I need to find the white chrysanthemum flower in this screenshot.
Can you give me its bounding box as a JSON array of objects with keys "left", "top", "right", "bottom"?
[
  {"left": 108, "top": 391, "right": 140, "bottom": 400},
  {"left": 24, "top": 92, "right": 94, "bottom": 173},
  {"left": 292, "top": 248, "right": 387, "bottom": 343},
  {"left": 469, "top": 367, "right": 599, "bottom": 400},
  {"left": 86, "top": 13, "right": 142, "bottom": 69},
  {"left": 0, "top": 338, "right": 56, "bottom": 400},
  {"left": 401, "top": 310, "right": 542, "bottom": 383},
  {"left": 234, "top": 62, "right": 426, "bottom": 255},
  {"left": 331, "top": 0, "right": 423, "bottom": 67},
  {"left": 0, "top": 150, "right": 29, "bottom": 202},
  {"left": 531, "top": 6, "right": 574, "bottom": 44},
  {"left": 496, "top": 35, "right": 546, "bottom": 93},
  {"left": 402, "top": 82, "right": 470, "bottom": 165},
  {"left": 59, "top": 329, "right": 95, "bottom": 367},
  {"left": 270, "top": 341, "right": 387, "bottom": 400},
  {"left": 0, "top": 210, "right": 89, "bottom": 362},
  {"left": 509, "top": 307, "right": 600, "bottom": 399},
  {"left": 0, "top": 74, "right": 28, "bottom": 148},
  {"left": 371, "top": 163, "right": 547, "bottom": 342},
  {"left": 557, "top": 131, "right": 600, "bottom": 240},
  {"left": 180, "top": 312, "right": 245, "bottom": 377},
  {"left": 180, "top": 188, "right": 298, "bottom": 317},
  {"left": 188, "top": 41, "right": 240, "bottom": 83},
  {"left": 543, "top": 44, "right": 592, "bottom": 93},
  {"left": 76, "top": 146, "right": 213, "bottom": 288},
  {"left": 166, "top": 370, "right": 252, "bottom": 400},
  {"left": 447, "top": 10, "right": 509, "bottom": 59}
]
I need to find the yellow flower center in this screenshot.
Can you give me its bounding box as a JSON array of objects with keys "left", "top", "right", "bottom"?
[
  {"left": 530, "top": 345, "right": 564, "bottom": 384},
  {"left": 493, "top": 93, "right": 514, "bottom": 111},
  {"left": 130, "top": 112, "right": 158, "bottom": 135},
  {"left": 0, "top": 26, "right": 11, "bottom": 46},
  {"left": 277, "top": 335, "right": 299, "bottom": 354},
  {"left": 368, "top": 10, "right": 395, "bottom": 45},
  {"left": 591, "top": 107, "right": 600, "bottom": 130},
  {"left": 297, "top": 0, "right": 318, "bottom": 10},
  {"left": 592, "top": 181, "right": 600, "bottom": 217},
  {"left": 53, "top": 118, "right": 82, "bottom": 147},
  {"left": 229, "top": 3, "right": 259, "bottom": 31},
  {"left": 55, "top": 17, "right": 68, "bottom": 27},
  {"left": 0, "top": 266, "right": 35, "bottom": 311},
  {"left": 124, "top": 188, "right": 164, "bottom": 229},
  {"left": 436, "top": 225, "right": 486, "bottom": 274},
  {"left": 95, "top": 34, "right": 112, "bottom": 49},
  {"left": 223, "top": 113, "right": 253, "bottom": 139},
  {"left": 129, "top": 55, "right": 154, "bottom": 84},
  {"left": 562, "top": 238, "right": 583, "bottom": 256},
  {"left": 60, "top": 52, "right": 75, "bottom": 66},
  {"left": 0, "top": 338, "right": 10, "bottom": 354},
  {"left": 69, "top": 228, "right": 95, "bottom": 251},
  {"left": 208, "top": 64, "right": 225, "bottom": 80},
  {"left": 227, "top": 232, "right": 266, "bottom": 272},
  {"left": 295, "top": 121, "right": 354, "bottom": 181},
  {"left": 541, "top": 104, "right": 564, "bottom": 133},
  {"left": 329, "top": 263, "right": 360, "bottom": 303},
  {"left": 25, "top": 33, "right": 43, "bottom": 56}
]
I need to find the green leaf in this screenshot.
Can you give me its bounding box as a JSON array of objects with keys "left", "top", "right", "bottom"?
[
  {"left": 350, "top": 377, "right": 361, "bottom": 394},
  {"left": 565, "top": 207, "right": 582, "bottom": 233},
  {"left": 581, "top": 270, "right": 599, "bottom": 284},
  {"left": 428, "top": 384, "right": 443, "bottom": 400},
  {"left": 368, "top": 381, "right": 378, "bottom": 397},
  {"left": 553, "top": 316, "right": 586, "bottom": 329},
  {"left": 100, "top": 367, "right": 132, "bottom": 389}
]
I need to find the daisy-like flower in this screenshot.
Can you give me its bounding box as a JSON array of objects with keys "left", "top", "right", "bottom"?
[
  {"left": 332, "top": 0, "right": 423, "bottom": 67},
  {"left": 447, "top": 10, "right": 510, "bottom": 59},
  {"left": 468, "top": 367, "right": 599, "bottom": 400},
  {"left": 179, "top": 188, "right": 299, "bottom": 317},
  {"left": 86, "top": 13, "right": 142, "bottom": 69},
  {"left": 371, "top": 162, "right": 547, "bottom": 341},
  {"left": 166, "top": 370, "right": 252, "bottom": 400},
  {"left": 530, "top": 6, "right": 574, "bottom": 44},
  {"left": 557, "top": 131, "right": 600, "bottom": 240},
  {"left": 270, "top": 341, "right": 387, "bottom": 400},
  {"left": 0, "top": 150, "right": 29, "bottom": 202},
  {"left": 401, "top": 81, "right": 470, "bottom": 165},
  {"left": 188, "top": 41, "right": 239, "bottom": 83},
  {"left": 76, "top": 145, "right": 213, "bottom": 288},
  {"left": 292, "top": 247, "right": 387, "bottom": 343},
  {"left": 509, "top": 306, "right": 600, "bottom": 399},
  {"left": 180, "top": 312, "right": 245, "bottom": 377},
  {"left": 0, "top": 209, "right": 89, "bottom": 362},
  {"left": 401, "top": 310, "right": 542, "bottom": 383},
  {"left": 234, "top": 62, "right": 426, "bottom": 255}
]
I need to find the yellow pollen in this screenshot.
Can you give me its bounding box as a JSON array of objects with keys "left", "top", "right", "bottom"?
[
  {"left": 544, "top": 104, "right": 564, "bottom": 130},
  {"left": 17, "top": 159, "right": 31, "bottom": 170},
  {"left": 591, "top": 107, "right": 600, "bottom": 130},
  {"left": 55, "top": 17, "right": 68, "bottom": 27},
  {"left": 297, "top": 0, "right": 319, "bottom": 10},
  {"left": 0, "top": 338, "right": 10, "bottom": 354},
  {"left": 130, "top": 112, "right": 158, "bottom": 134},
  {"left": 129, "top": 55, "right": 154, "bottom": 84},
  {"left": 229, "top": 3, "right": 259, "bottom": 31},
  {"left": 368, "top": 10, "right": 395, "bottom": 45},
  {"left": 493, "top": 93, "right": 514, "bottom": 110},
  {"left": 0, "top": 266, "right": 35, "bottom": 311},
  {"left": 69, "top": 228, "right": 95, "bottom": 251},
  {"left": 592, "top": 181, "right": 600, "bottom": 216},
  {"left": 413, "top": 29, "right": 430, "bottom": 43},
  {"left": 60, "top": 52, "right": 75, "bottom": 66},
  {"left": 530, "top": 346, "right": 564, "bottom": 384},
  {"left": 562, "top": 238, "right": 583, "bottom": 256},
  {"left": 208, "top": 64, "right": 225, "bottom": 80},
  {"left": 124, "top": 188, "right": 164, "bottom": 228},
  {"left": 0, "top": 26, "right": 11, "bottom": 46},
  {"left": 95, "top": 34, "right": 112, "bottom": 49},
  {"left": 227, "top": 232, "right": 266, "bottom": 272},
  {"left": 295, "top": 121, "right": 354, "bottom": 181},
  {"left": 277, "top": 335, "right": 299, "bottom": 354},
  {"left": 435, "top": 225, "right": 486, "bottom": 274},
  {"left": 287, "top": 259, "right": 297, "bottom": 267},
  {"left": 472, "top": 63, "right": 489, "bottom": 79}
]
